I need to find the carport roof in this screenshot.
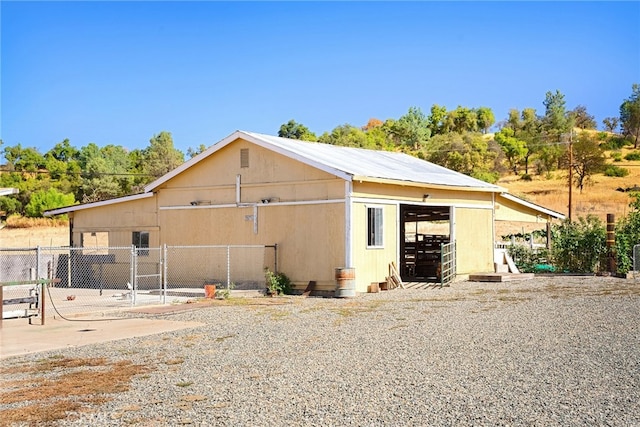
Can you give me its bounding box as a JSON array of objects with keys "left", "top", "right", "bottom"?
[{"left": 145, "top": 130, "right": 505, "bottom": 193}]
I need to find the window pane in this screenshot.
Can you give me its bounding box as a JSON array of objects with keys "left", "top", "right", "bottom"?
[
  {"left": 132, "top": 231, "right": 149, "bottom": 256},
  {"left": 367, "top": 207, "right": 383, "bottom": 247}
]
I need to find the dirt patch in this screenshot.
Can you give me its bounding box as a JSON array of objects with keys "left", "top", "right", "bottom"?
[{"left": 0, "top": 356, "right": 148, "bottom": 426}]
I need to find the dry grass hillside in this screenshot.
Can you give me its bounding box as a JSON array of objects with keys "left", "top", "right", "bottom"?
[{"left": 498, "top": 145, "right": 640, "bottom": 223}]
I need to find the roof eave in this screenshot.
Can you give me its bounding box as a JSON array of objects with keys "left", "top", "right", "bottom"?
[
  {"left": 353, "top": 175, "right": 506, "bottom": 193},
  {"left": 44, "top": 192, "right": 154, "bottom": 216},
  {"left": 498, "top": 192, "right": 566, "bottom": 220}
]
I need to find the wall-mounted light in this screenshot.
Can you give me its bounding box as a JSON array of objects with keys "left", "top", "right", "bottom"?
[
  {"left": 423, "top": 194, "right": 430, "bottom": 201},
  {"left": 190, "top": 200, "right": 211, "bottom": 206},
  {"left": 260, "top": 197, "right": 280, "bottom": 204}
]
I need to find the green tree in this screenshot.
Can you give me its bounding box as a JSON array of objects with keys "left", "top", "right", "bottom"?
[
  {"left": 568, "top": 105, "right": 597, "bottom": 130},
  {"left": 391, "top": 107, "right": 431, "bottom": 149},
  {"left": 278, "top": 120, "right": 317, "bottom": 141},
  {"left": 475, "top": 107, "right": 495, "bottom": 134},
  {"left": 502, "top": 107, "right": 541, "bottom": 175},
  {"left": 78, "top": 143, "right": 134, "bottom": 203},
  {"left": 451, "top": 106, "right": 478, "bottom": 133},
  {"left": 44, "top": 139, "right": 82, "bottom": 193},
  {"left": 542, "top": 90, "right": 573, "bottom": 142},
  {"left": 426, "top": 132, "right": 499, "bottom": 179},
  {"left": 494, "top": 127, "right": 528, "bottom": 174},
  {"left": 427, "top": 104, "right": 447, "bottom": 136},
  {"left": 620, "top": 83, "right": 640, "bottom": 148},
  {"left": 318, "top": 124, "right": 369, "bottom": 148},
  {"left": 142, "top": 131, "right": 184, "bottom": 179},
  {"left": 569, "top": 131, "right": 606, "bottom": 193},
  {"left": 363, "top": 125, "right": 394, "bottom": 150},
  {"left": 535, "top": 144, "right": 564, "bottom": 176},
  {"left": 602, "top": 116, "right": 620, "bottom": 133},
  {"left": 24, "top": 188, "right": 76, "bottom": 217},
  {"left": 3, "top": 144, "right": 45, "bottom": 172},
  {"left": 187, "top": 144, "right": 207, "bottom": 159}
]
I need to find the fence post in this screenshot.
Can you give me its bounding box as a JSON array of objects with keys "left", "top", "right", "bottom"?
[
  {"left": 130, "top": 245, "right": 136, "bottom": 306},
  {"left": 162, "top": 244, "right": 168, "bottom": 305},
  {"left": 226, "top": 245, "right": 231, "bottom": 289},
  {"left": 36, "top": 246, "right": 44, "bottom": 325}
]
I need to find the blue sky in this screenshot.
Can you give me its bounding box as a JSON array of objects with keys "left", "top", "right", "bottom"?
[{"left": 1, "top": 1, "right": 639, "bottom": 155}]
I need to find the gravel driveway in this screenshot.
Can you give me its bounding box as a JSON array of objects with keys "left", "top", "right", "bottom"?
[{"left": 2, "top": 276, "right": 639, "bottom": 426}]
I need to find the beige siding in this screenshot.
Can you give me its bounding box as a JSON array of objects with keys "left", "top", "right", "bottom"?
[
  {"left": 353, "top": 181, "right": 493, "bottom": 206},
  {"left": 70, "top": 196, "right": 159, "bottom": 249},
  {"left": 157, "top": 139, "right": 343, "bottom": 207},
  {"left": 351, "top": 202, "right": 398, "bottom": 293},
  {"left": 159, "top": 201, "right": 345, "bottom": 291},
  {"left": 454, "top": 207, "right": 494, "bottom": 274},
  {"left": 495, "top": 196, "right": 554, "bottom": 223}
]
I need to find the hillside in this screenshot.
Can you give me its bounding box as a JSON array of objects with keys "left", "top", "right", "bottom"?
[{"left": 498, "top": 145, "right": 640, "bottom": 223}]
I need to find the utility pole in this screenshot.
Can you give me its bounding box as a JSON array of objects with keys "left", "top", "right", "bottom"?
[{"left": 568, "top": 131, "right": 573, "bottom": 220}]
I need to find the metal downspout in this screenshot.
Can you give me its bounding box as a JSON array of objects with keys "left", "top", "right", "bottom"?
[{"left": 345, "top": 180, "right": 353, "bottom": 268}]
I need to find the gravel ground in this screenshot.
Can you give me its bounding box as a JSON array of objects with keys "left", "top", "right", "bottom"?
[{"left": 2, "top": 276, "right": 640, "bottom": 426}]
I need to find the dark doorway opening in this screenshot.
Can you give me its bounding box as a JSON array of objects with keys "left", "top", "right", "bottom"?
[{"left": 400, "top": 205, "right": 450, "bottom": 282}]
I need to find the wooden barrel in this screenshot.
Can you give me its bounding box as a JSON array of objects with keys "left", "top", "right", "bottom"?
[{"left": 335, "top": 267, "right": 356, "bottom": 298}]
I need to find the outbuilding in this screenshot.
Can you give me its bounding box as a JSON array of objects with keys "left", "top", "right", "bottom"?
[{"left": 46, "top": 131, "right": 564, "bottom": 293}]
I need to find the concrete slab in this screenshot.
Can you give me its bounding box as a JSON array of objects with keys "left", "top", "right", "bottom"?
[{"left": 0, "top": 316, "right": 203, "bottom": 359}]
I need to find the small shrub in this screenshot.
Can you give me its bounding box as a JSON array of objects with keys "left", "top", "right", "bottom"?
[
  {"left": 265, "top": 269, "right": 293, "bottom": 295},
  {"left": 610, "top": 151, "right": 623, "bottom": 162},
  {"left": 520, "top": 173, "right": 532, "bottom": 181},
  {"left": 603, "top": 165, "right": 630, "bottom": 177},
  {"left": 624, "top": 152, "right": 640, "bottom": 161},
  {"left": 600, "top": 136, "right": 629, "bottom": 150}
]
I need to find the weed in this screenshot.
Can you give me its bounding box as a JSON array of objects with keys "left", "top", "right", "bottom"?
[{"left": 175, "top": 381, "right": 193, "bottom": 388}]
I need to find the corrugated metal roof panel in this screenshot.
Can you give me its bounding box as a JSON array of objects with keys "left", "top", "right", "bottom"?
[{"left": 243, "top": 131, "right": 501, "bottom": 190}]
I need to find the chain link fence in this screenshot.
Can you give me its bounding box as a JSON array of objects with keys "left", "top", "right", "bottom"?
[
  {"left": 633, "top": 244, "right": 640, "bottom": 280},
  {"left": 1, "top": 244, "right": 276, "bottom": 319}
]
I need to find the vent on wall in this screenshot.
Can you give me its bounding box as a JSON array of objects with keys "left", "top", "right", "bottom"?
[{"left": 240, "top": 148, "right": 249, "bottom": 168}]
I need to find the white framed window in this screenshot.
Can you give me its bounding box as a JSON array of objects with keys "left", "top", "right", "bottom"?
[{"left": 367, "top": 206, "right": 384, "bottom": 248}]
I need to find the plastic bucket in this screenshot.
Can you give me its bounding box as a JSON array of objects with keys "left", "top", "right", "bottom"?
[
  {"left": 204, "top": 284, "right": 217, "bottom": 299},
  {"left": 335, "top": 268, "right": 356, "bottom": 298}
]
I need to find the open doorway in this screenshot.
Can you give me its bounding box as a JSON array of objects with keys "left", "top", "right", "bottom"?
[{"left": 400, "top": 205, "right": 450, "bottom": 282}]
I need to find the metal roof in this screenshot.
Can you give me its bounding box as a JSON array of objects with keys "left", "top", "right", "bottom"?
[
  {"left": 242, "top": 131, "right": 503, "bottom": 190},
  {"left": 146, "top": 130, "right": 504, "bottom": 193},
  {"left": 44, "top": 192, "right": 153, "bottom": 216}
]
